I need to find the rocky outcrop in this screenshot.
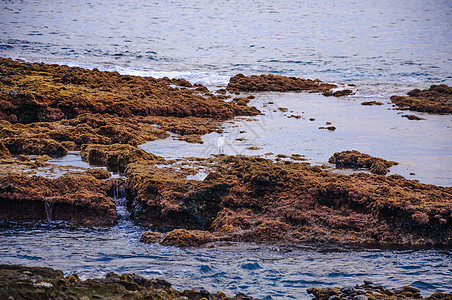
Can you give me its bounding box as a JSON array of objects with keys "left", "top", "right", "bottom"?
[
  {"left": 328, "top": 150, "right": 398, "bottom": 175},
  {"left": 307, "top": 281, "right": 450, "bottom": 299},
  {"left": 81, "top": 143, "right": 163, "bottom": 174},
  {"left": 390, "top": 84, "right": 452, "bottom": 114},
  {"left": 0, "top": 172, "right": 117, "bottom": 226},
  {"left": 0, "top": 265, "right": 254, "bottom": 300},
  {"left": 226, "top": 73, "right": 337, "bottom": 93},
  {"left": 131, "top": 156, "right": 451, "bottom": 247},
  {"left": 3, "top": 137, "right": 67, "bottom": 157},
  {"left": 160, "top": 229, "right": 214, "bottom": 247},
  {"left": 0, "top": 58, "right": 259, "bottom": 155}
]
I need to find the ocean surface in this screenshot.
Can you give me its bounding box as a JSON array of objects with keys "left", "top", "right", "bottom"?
[
  {"left": 1, "top": 0, "right": 452, "bottom": 299},
  {"left": 1, "top": 221, "right": 451, "bottom": 299}
]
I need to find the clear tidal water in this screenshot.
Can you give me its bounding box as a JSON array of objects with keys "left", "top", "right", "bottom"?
[
  {"left": 1, "top": 222, "right": 451, "bottom": 299},
  {"left": 1, "top": 0, "right": 452, "bottom": 298}
]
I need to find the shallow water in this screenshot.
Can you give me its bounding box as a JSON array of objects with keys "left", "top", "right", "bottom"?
[
  {"left": 140, "top": 91, "right": 452, "bottom": 186},
  {"left": 0, "top": 222, "right": 451, "bottom": 299}
]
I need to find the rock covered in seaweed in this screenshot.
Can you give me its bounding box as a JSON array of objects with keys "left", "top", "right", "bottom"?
[
  {"left": 161, "top": 229, "right": 214, "bottom": 247},
  {"left": 227, "top": 73, "right": 337, "bottom": 93},
  {"left": 328, "top": 150, "right": 398, "bottom": 175},
  {"left": 0, "top": 58, "right": 259, "bottom": 155},
  {"left": 390, "top": 84, "right": 452, "bottom": 114},
  {"left": 0, "top": 140, "right": 11, "bottom": 158},
  {"left": 130, "top": 156, "right": 451, "bottom": 247},
  {"left": 81, "top": 143, "right": 163, "bottom": 174},
  {"left": 0, "top": 172, "right": 117, "bottom": 226},
  {"left": 0, "top": 264, "right": 254, "bottom": 300}
]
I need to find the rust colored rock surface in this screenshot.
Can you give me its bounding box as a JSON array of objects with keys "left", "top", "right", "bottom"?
[
  {"left": 361, "top": 101, "right": 383, "bottom": 106},
  {"left": 160, "top": 229, "right": 214, "bottom": 247},
  {"left": 329, "top": 150, "right": 398, "bottom": 175},
  {"left": 127, "top": 156, "right": 451, "bottom": 247},
  {"left": 0, "top": 172, "right": 117, "bottom": 226},
  {"left": 0, "top": 140, "right": 11, "bottom": 158},
  {"left": 81, "top": 143, "right": 162, "bottom": 174},
  {"left": 332, "top": 89, "right": 353, "bottom": 97},
  {"left": 3, "top": 137, "right": 67, "bottom": 157},
  {"left": 140, "top": 231, "right": 164, "bottom": 244},
  {"left": 390, "top": 84, "right": 452, "bottom": 114},
  {"left": 226, "top": 73, "right": 336, "bottom": 93},
  {"left": 0, "top": 58, "right": 259, "bottom": 123},
  {"left": 0, "top": 58, "right": 259, "bottom": 157}
]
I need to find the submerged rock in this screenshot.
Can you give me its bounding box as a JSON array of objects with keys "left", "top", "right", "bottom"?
[
  {"left": 390, "top": 84, "right": 452, "bottom": 114},
  {"left": 328, "top": 150, "right": 398, "bottom": 175},
  {"left": 0, "top": 264, "right": 254, "bottom": 299}
]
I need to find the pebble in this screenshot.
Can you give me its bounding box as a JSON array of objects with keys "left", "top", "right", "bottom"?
[
  {"left": 328, "top": 296, "right": 340, "bottom": 300},
  {"left": 340, "top": 287, "right": 355, "bottom": 294},
  {"left": 403, "top": 286, "right": 421, "bottom": 293},
  {"left": 363, "top": 280, "right": 373, "bottom": 285},
  {"left": 353, "top": 295, "right": 368, "bottom": 300},
  {"left": 355, "top": 289, "right": 366, "bottom": 294}
]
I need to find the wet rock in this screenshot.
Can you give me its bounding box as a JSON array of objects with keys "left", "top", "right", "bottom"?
[
  {"left": 0, "top": 173, "right": 117, "bottom": 226},
  {"left": 361, "top": 101, "right": 383, "bottom": 106},
  {"left": 333, "top": 89, "right": 353, "bottom": 97},
  {"left": 80, "top": 143, "right": 162, "bottom": 174},
  {"left": 308, "top": 281, "right": 448, "bottom": 300},
  {"left": 0, "top": 58, "right": 259, "bottom": 151},
  {"left": 86, "top": 168, "right": 111, "bottom": 179},
  {"left": 160, "top": 229, "right": 214, "bottom": 247},
  {"left": 127, "top": 155, "right": 451, "bottom": 247},
  {"left": 319, "top": 126, "right": 336, "bottom": 131},
  {"left": 226, "top": 73, "right": 337, "bottom": 93},
  {"left": 329, "top": 150, "right": 398, "bottom": 175},
  {"left": 0, "top": 140, "right": 11, "bottom": 158},
  {"left": 390, "top": 84, "right": 452, "bottom": 114},
  {"left": 140, "top": 231, "right": 164, "bottom": 244},
  {"left": 34, "top": 155, "right": 51, "bottom": 167},
  {"left": 3, "top": 137, "right": 67, "bottom": 157},
  {"left": 402, "top": 114, "right": 424, "bottom": 120},
  {"left": 176, "top": 134, "right": 204, "bottom": 144},
  {"left": 0, "top": 264, "right": 253, "bottom": 299}
]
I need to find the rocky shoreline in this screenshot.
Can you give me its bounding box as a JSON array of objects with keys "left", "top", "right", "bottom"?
[
  {"left": 307, "top": 281, "right": 451, "bottom": 300},
  {"left": 1, "top": 265, "right": 450, "bottom": 300},
  {"left": 1, "top": 58, "right": 451, "bottom": 246},
  {"left": 0, "top": 265, "right": 255, "bottom": 300}
]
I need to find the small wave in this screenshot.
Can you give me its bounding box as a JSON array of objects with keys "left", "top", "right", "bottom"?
[
  {"left": 240, "top": 261, "right": 263, "bottom": 270},
  {"left": 199, "top": 265, "right": 214, "bottom": 273}
]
